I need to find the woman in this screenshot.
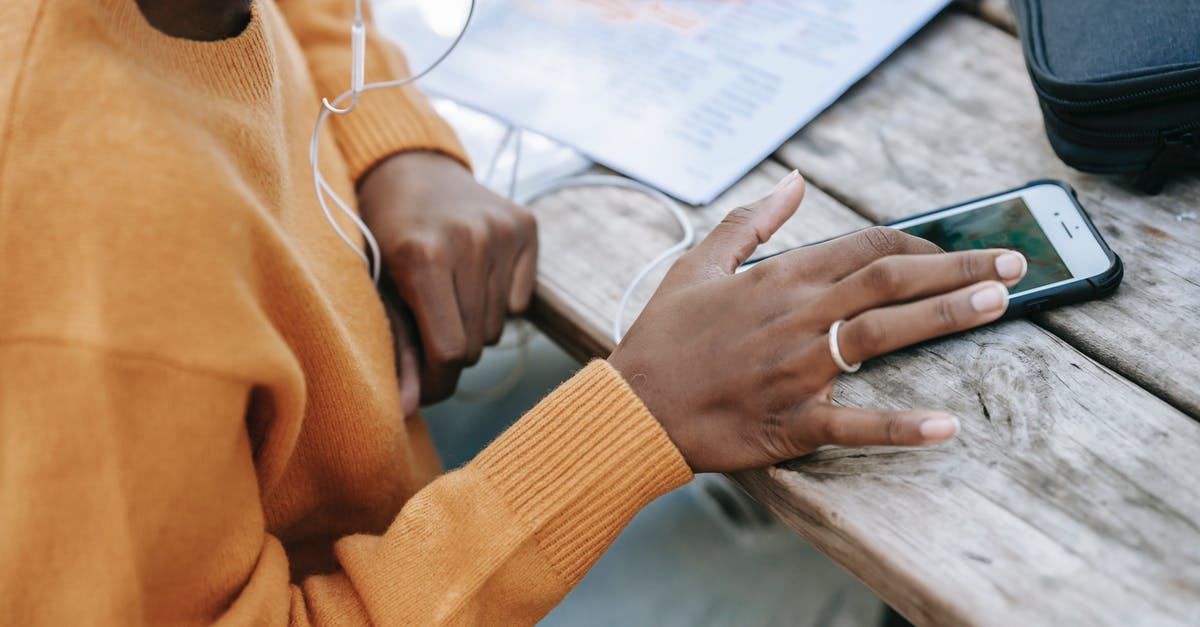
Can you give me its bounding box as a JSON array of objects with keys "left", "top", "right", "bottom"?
[{"left": 0, "top": 0, "right": 1027, "bottom": 624}]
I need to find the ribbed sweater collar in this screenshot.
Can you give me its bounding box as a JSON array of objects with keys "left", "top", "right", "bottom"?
[{"left": 90, "top": 0, "right": 277, "bottom": 102}]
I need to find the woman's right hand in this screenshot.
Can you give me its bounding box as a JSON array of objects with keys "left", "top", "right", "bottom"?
[{"left": 608, "top": 171, "right": 1029, "bottom": 473}]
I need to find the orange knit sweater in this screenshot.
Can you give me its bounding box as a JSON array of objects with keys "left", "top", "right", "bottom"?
[{"left": 0, "top": 1, "right": 692, "bottom": 624}]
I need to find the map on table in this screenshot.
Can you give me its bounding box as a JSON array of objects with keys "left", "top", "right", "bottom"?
[{"left": 375, "top": 0, "right": 951, "bottom": 205}]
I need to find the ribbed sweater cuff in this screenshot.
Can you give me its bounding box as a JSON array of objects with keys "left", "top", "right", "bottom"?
[
  {"left": 329, "top": 84, "right": 471, "bottom": 183},
  {"left": 472, "top": 360, "right": 693, "bottom": 585}
]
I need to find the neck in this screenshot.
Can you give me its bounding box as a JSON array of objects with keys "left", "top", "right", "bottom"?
[{"left": 135, "top": 0, "right": 252, "bottom": 41}]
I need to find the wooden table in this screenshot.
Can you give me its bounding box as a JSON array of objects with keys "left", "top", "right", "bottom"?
[{"left": 521, "top": 3, "right": 1200, "bottom": 626}]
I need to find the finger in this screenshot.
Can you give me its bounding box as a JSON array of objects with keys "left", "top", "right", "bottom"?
[
  {"left": 682, "top": 170, "right": 806, "bottom": 280},
  {"left": 798, "top": 227, "right": 944, "bottom": 283},
  {"left": 830, "top": 280, "right": 1011, "bottom": 372},
  {"left": 394, "top": 264, "right": 469, "bottom": 377},
  {"left": 453, "top": 256, "right": 488, "bottom": 366},
  {"left": 508, "top": 213, "right": 538, "bottom": 313},
  {"left": 391, "top": 310, "right": 423, "bottom": 416},
  {"left": 484, "top": 254, "right": 512, "bottom": 345},
  {"left": 397, "top": 341, "right": 421, "bottom": 415},
  {"left": 420, "top": 361, "right": 465, "bottom": 406},
  {"left": 825, "top": 249, "right": 1027, "bottom": 320},
  {"left": 381, "top": 294, "right": 423, "bottom": 416},
  {"left": 798, "top": 405, "right": 960, "bottom": 448}
]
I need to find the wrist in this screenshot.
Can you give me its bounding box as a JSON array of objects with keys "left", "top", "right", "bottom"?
[
  {"left": 606, "top": 352, "right": 690, "bottom": 465},
  {"left": 359, "top": 150, "right": 470, "bottom": 192},
  {"left": 357, "top": 150, "right": 473, "bottom": 222}
]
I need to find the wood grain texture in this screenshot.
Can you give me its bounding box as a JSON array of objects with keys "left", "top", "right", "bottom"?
[
  {"left": 776, "top": 12, "right": 1200, "bottom": 418},
  {"left": 734, "top": 321, "right": 1200, "bottom": 627},
  {"left": 526, "top": 159, "right": 1200, "bottom": 626}
]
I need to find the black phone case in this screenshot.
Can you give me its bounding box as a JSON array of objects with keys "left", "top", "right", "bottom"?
[
  {"left": 742, "top": 180, "right": 1124, "bottom": 320},
  {"left": 881, "top": 180, "right": 1122, "bottom": 319}
]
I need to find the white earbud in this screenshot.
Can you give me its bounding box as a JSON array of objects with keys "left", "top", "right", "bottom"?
[
  {"left": 323, "top": 0, "right": 366, "bottom": 115},
  {"left": 311, "top": 0, "right": 478, "bottom": 282}
]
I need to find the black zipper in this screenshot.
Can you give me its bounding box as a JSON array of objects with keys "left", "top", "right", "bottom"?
[
  {"left": 1032, "top": 75, "right": 1200, "bottom": 112},
  {"left": 1043, "top": 107, "right": 1200, "bottom": 192},
  {"left": 1044, "top": 106, "right": 1200, "bottom": 145},
  {"left": 1135, "top": 131, "right": 1199, "bottom": 193}
]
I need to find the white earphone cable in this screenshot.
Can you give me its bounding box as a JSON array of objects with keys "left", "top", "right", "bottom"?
[
  {"left": 457, "top": 131, "right": 694, "bottom": 401},
  {"left": 517, "top": 173, "right": 695, "bottom": 345},
  {"left": 312, "top": 0, "right": 478, "bottom": 282}
]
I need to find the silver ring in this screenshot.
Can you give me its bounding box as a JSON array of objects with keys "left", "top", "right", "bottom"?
[{"left": 828, "top": 320, "right": 862, "bottom": 374}]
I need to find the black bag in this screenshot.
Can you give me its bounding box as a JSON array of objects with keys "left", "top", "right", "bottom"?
[{"left": 1010, "top": 0, "right": 1200, "bottom": 193}]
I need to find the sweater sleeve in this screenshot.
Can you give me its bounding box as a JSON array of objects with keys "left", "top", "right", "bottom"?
[
  {"left": 277, "top": 0, "right": 470, "bottom": 181},
  {"left": 0, "top": 345, "right": 691, "bottom": 625},
  {"left": 307, "top": 361, "right": 693, "bottom": 625}
]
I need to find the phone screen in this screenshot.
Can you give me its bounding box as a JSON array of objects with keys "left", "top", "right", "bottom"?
[{"left": 900, "top": 198, "right": 1072, "bottom": 294}]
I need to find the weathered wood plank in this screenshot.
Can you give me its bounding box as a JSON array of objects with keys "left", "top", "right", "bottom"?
[
  {"left": 955, "top": 0, "right": 1016, "bottom": 32},
  {"left": 776, "top": 12, "right": 1200, "bottom": 419},
  {"left": 526, "top": 161, "right": 1200, "bottom": 626},
  {"left": 736, "top": 324, "right": 1200, "bottom": 627}
]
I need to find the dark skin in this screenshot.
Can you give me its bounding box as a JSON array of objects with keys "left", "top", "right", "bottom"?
[
  {"left": 359, "top": 154, "right": 537, "bottom": 412},
  {"left": 137, "top": 2, "right": 541, "bottom": 414},
  {"left": 136, "top": 0, "right": 252, "bottom": 41}
]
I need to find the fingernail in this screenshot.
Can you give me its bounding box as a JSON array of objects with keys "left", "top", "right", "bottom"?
[
  {"left": 773, "top": 169, "right": 800, "bottom": 193},
  {"left": 970, "top": 283, "right": 1009, "bottom": 313},
  {"left": 995, "top": 251, "right": 1027, "bottom": 281},
  {"left": 919, "top": 415, "right": 960, "bottom": 441}
]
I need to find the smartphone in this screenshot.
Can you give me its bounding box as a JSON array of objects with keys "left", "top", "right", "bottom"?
[{"left": 746, "top": 181, "right": 1123, "bottom": 318}]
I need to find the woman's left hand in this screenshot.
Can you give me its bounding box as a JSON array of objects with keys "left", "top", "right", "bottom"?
[{"left": 359, "top": 151, "right": 539, "bottom": 405}]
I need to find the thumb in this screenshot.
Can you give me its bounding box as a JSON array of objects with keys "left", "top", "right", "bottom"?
[
  {"left": 383, "top": 296, "right": 423, "bottom": 416},
  {"left": 397, "top": 342, "right": 421, "bottom": 417},
  {"left": 686, "top": 170, "right": 805, "bottom": 280}
]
